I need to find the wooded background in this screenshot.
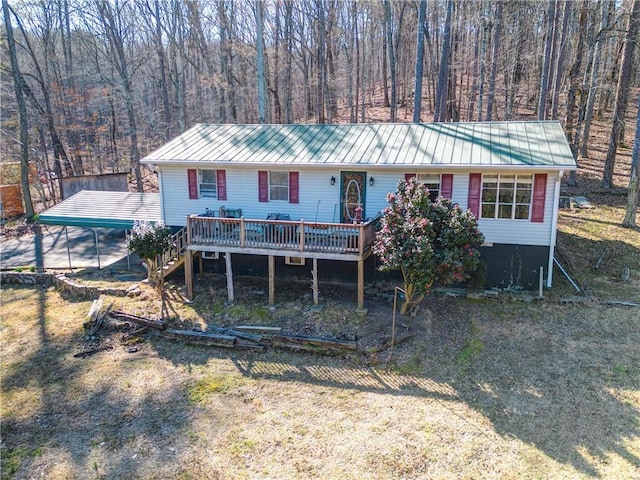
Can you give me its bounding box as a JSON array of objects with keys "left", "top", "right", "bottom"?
[{"left": 1, "top": 0, "right": 639, "bottom": 221}]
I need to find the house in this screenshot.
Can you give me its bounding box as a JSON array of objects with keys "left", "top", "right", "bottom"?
[{"left": 140, "top": 121, "right": 576, "bottom": 307}]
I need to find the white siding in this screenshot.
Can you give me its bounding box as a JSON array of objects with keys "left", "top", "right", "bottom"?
[
  {"left": 473, "top": 172, "right": 556, "bottom": 247},
  {"left": 161, "top": 166, "right": 348, "bottom": 226},
  {"left": 159, "top": 166, "right": 558, "bottom": 248}
]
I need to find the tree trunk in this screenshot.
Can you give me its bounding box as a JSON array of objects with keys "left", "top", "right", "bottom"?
[
  {"left": 486, "top": 1, "right": 503, "bottom": 121},
  {"left": 434, "top": 0, "right": 453, "bottom": 122},
  {"left": 383, "top": 0, "right": 397, "bottom": 121},
  {"left": 602, "top": 0, "right": 640, "bottom": 188},
  {"left": 580, "top": 0, "right": 610, "bottom": 158},
  {"left": 153, "top": 0, "right": 172, "bottom": 140},
  {"left": 476, "top": 4, "right": 489, "bottom": 122},
  {"left": 413, "top": 0, "right": 427, "bottom": 123},
  {"left": 566, "top": 1, "right": 587, "bottom": 187},
  {"left": 602, "top": 0, "right": 640, "bottom": 189},
  {"left": 256, "top": 0, "right": 267, "bottom": 124},
  {"left": 550, "top": 1, "right": 571, "bottom": 119},
  {"left": 284, "top": 1, "right": 293, "bottom": 123},
  {"left": 623, "top": 96, "right": 640, "bottom": 227},
  {"left": 2, "top": 0, "right": 34, "bottom": 217},
  {"left": 538, "top": 0, "right": 558, "bottom": 120}
]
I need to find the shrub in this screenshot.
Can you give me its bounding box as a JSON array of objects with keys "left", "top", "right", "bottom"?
[{"left": 374, "top": 177, "right": 485, "bottom": 314}]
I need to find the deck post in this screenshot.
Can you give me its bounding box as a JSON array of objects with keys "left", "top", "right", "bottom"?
[
  {"left": 299, "top": 219, "right": 305, "bottom": 252},
  {"left": 225, "top": 252, "right": 235, "bottom": 303},
  {"left": 239, "top": 217, "right": 246, "bottom": 247},
  {"left": 357, "top": 259, "right": 365, "bottom": 311},
  {"left": 268, "top": 255, "right": 275, "bottom": 305},
  {"left": 312, "top": 258, "right": 319, "bottom": 306},
  {"left": 185, "top": 249, "right": 193, "bottom": 300}
]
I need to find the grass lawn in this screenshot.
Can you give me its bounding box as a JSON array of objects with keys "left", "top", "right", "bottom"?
[{"left": 2, "top": 197, "right": 640, "bottom": 479}]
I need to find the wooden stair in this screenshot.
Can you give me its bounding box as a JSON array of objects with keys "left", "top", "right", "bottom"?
[{"left": 157, "top": 227, "right": 189, "bottom": 278}]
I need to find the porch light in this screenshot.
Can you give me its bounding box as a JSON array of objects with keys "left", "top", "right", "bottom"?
[
  {"left": 331, "top": 176, "right": 336, "bottom": 185},
  {"left": 369, "top": 177, "right": 375, "bottom": 186}
]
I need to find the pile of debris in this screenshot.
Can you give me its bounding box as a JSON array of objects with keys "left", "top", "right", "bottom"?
[{"left": 78, "top": 296, "right": 359, "bottom": 358}]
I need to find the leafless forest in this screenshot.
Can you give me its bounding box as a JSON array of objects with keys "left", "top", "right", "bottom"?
[{"left": 1, "top": 0, "right": 639, "bottom": 221}]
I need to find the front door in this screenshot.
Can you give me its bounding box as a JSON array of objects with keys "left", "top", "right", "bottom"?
[{"left": 340, "top": 171, "right": 366, "bottom": 223}]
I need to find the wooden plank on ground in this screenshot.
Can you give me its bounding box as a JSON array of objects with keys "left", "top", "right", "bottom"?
[
  {"left": 208, "top": 325, "right": 263, "bottom": 342},
  {"left": 272, "top": 334, "right": 358, "bottom": 351},
  {"left": 164, "top": 329, "right": 237, "bottom": 347},
  {"left": 109, "top": 310, "right": 167, "bottom": 330},
  {"left": 234, "top": 325, "right": 282, "bottom": 335}
]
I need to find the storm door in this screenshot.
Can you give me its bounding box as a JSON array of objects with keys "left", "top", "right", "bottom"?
[{"left": 340, "top": 172, "right": 366, "bottom": 223}]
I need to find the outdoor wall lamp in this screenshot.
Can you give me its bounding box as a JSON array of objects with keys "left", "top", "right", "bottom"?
[
  {"left": 369, "top": 177, "right": 375, "bottom": 186},
  {"left": 331, "top": 176, "right": 336, "bottom": 185}
]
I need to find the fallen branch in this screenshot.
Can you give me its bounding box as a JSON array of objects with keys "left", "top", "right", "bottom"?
[
  {"left": 109, "top": 310, "right": 166, "bottom": 330},
  {"left": 602, "top": 300, "right": 639, "bottom": 307}
]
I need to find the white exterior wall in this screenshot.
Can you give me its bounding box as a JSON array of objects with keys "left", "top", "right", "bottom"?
[
  {"left": 159, "top": 166, "right": 559, "bottom": 248},
  {"left": 160, "top": 166, "right": 348, "bottom": 226}
]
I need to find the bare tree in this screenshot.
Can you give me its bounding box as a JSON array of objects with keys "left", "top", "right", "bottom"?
[
  {"left": 94, "top": 0, "right": 143, "bottom": 192},
  {"left": 256, "top": 0, "right": 267, "bottom": 124},
  {"left": 413, "top": 0, "right": 427, "bottom": 123},
  {"left": 603, "top": 0, "right": 640, "bottom": 188},
  {"left": 383, "top": 0, "right": 397, "bottom": 121},
  {"left": 486, "top": 0, "right": 503, "bottom": 121},
  {"left": 578, "top": 0, "right": 611, "bottom": 158},
  {"left": 538, "top": 0, "right": 558, "bottom": 120},
  {"left": 2, "top": 0, "right": 34, "bottom": 216},
  {"left": 623, "top": 96, "right": 640, "bottom": 227},
  {"left": 434, "top": 0, "right": 453, "bottom": 122}
]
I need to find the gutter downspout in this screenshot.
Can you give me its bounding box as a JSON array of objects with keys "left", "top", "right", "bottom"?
[{"left": 546, "top": 170, "right": 563, "bottom": 288}]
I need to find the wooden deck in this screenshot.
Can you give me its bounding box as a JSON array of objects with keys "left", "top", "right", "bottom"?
[
  {"left": 187, "top": 215, "right": 378, "bottom": 261},
  {"left": 184, "top": 215, "right": 380, "bottom": 310}
]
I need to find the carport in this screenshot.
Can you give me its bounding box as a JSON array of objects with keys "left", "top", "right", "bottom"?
[{"left": 37, "top": 190, "right": 162, "bottom": 269}]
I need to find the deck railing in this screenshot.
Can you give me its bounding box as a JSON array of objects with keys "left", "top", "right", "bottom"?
[
  {"left": 187, "top": 215, "right": 379, "bottom": 257},
  {"left": 158, "top": 226, "right": 188, "bottom": 270}
]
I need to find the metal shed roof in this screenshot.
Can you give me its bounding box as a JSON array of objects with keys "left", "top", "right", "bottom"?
[
  {"left": 38, "top": 190, "right": 161, "bottom": 229},
  {"left": 141, "top": 121, "right": 577, "bottom": 170}
]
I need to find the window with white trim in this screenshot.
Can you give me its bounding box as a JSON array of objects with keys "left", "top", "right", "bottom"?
[
  {"left": 417, "top": 173, "right": 441, "bottom": 201},
  {"left": 270, "top": 171, "right": 289, "bottom": 201},
  {"left": 481, "top": 174, "right": 532, "bottom": 220},
  {"left": 199, "top": 169, "right": 217, "bottom": 198}
]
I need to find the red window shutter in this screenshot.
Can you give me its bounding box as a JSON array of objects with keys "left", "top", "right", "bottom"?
[
  {"left": 289, "top": 171, "right": 299, "bottom": 204},
  {"left": 258, "top": 171, "right": 269, "bottom": 202},
  {"left": 441, "top": 174, "right": 453, "bottom": 199},
  {"left": 188, "top": 169, "right": 198, "bottom": 199},
  {"left": 216, "top": 170, "right": 227, "bottom": 200},
  {"left": 467, "top": 173, "right": 482, "bottom": 217},
  {"left": 405, "top": 173, "right": 416, "bottom": 182},
  {"left": 531, "top": 174, "right": 547, "bottom": 223}
]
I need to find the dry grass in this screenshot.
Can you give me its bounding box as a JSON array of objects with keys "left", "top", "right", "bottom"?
[{"left": 2, "top": 271, "right": 639, "bottom": 479}]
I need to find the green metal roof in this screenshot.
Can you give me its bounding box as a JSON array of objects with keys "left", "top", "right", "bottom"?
[
  {"left": 141, "top": 121, "right": 577, "bottom": 170},
  {"left": 38, "top": 190, "right": 161, "bottom": 229}
]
